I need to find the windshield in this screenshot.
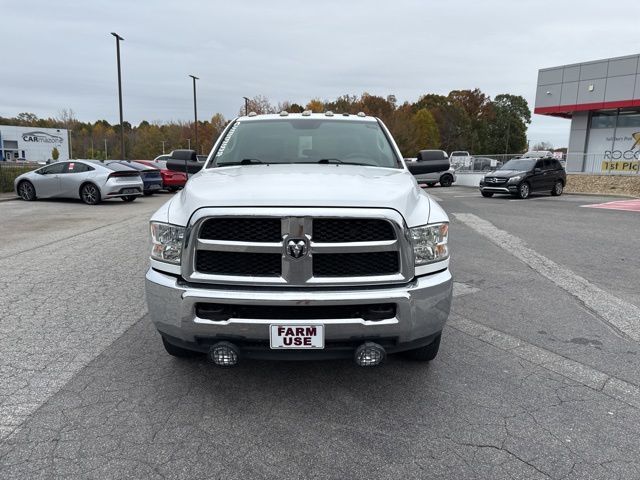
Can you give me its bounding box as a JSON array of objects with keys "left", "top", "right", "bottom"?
[
  {"left": 210, "top": 119, "right": 400, "bottom": 168},
  {"left": 500, "top": 158, "right": 537, "bottom": 171}
]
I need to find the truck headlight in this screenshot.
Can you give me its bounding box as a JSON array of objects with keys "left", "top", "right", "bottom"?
[
  {"left": 410, "top": 223, "right": 449, "bottom": 265},
  {"left": 150, "top": 222, "right": 185, "bottom": 264}
]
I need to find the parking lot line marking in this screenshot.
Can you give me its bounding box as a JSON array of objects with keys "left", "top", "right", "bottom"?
[
  {"left": 581, "top": 199, "right": 640, "bottom": 212},
  {"left": 452, "top": 213, "right": 640, "bottom": 342},
  {"left": 448, "top": 315, "right": 640, "bottom": 410}
]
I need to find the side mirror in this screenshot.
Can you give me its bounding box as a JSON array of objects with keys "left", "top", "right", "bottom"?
[
  {"left": 533, "top": 167, "right": 542, "bottom": 173},
  {"left": 166, "top": 158, "right": 203, "bottom": 174}
]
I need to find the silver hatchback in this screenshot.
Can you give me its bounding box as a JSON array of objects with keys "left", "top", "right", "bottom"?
[{"left": 14, "top": 160, "right": 143, "bottom": 205}]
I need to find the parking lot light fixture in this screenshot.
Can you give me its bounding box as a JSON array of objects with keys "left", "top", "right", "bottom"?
[
  {"left": 189, "top": 75, "right": 199, "bottom": 154},
  {"left": 243, "top": 96, "right": 250, "bottom": 116},
  {"left": 111, "top": 32, "right": 126, "bottom": 160}
]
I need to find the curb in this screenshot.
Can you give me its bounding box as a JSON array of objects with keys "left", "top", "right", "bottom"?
[{"left": 564, "top": 191, "right": 639, "bottom": 199}]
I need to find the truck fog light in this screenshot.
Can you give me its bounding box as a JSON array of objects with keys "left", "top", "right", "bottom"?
[
  {"left": 354, "top": 342, "right": 386, "bottom": 367},
  {"left": 209, "top": 342, "right": 239, "bottom": 366}
]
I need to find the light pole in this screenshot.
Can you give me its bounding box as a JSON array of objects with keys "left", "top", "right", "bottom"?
[
  {"left": 104, "top": 139, "right": 108, "bottom": 160},
  {"left": 187, "top": 138, "right": 191, "bottom": 150},
  {"left": 162, "top": 140, "right": 166, "bottom": 154},
  {"left": 68, "top": 129, "right": 73, "bottom": 159},
  {"left": 111, "top": 32, "right": 126, "bottom": 160},
  {"left": 189, "top": 75, "right": 199, "bottom": 153},
  {"left": 243, "top": 96, "right": 250, "bottom": 116}
]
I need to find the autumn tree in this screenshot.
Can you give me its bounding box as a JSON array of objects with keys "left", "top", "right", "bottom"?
[{"left": 51, "top": 147, "right": 59, "bottom": 160}]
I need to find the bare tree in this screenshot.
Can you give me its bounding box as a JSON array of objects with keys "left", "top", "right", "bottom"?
[{"left": 531, "top": 141, "right": 554, "bottom": 151}]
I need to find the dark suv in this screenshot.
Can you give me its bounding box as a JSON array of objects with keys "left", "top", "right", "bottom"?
[{"left": 479, "top": 157, "right": 566, "bottom": 199}]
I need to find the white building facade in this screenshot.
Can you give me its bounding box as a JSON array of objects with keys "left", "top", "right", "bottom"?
[{"left": 0, "top": 125, "right": 69, "bottom": 162}]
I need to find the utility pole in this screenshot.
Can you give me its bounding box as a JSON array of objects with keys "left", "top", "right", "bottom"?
[
  {"left": 68, "top": 130, "right": 73, "bottom": 160},
  {"left": 243, "top": 96, "right": 250, "bottom": 116},
  {"left": 189, "top": 75, "right": 199, "bottom": 153},
  {"left": 162, "top": 141, "right": 166, "bottom": 154},
  {"left": 187, "top": 138, "right": 191, "bottom": 150},
  {"left": 104, "top": 139, "right": 108, "bottom": 160},
  {"left": 111, "top": 32, "right": 126, "bottom": 160}
]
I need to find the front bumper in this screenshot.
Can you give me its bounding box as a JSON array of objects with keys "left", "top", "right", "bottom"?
[
  {"left": 145, "top": 268, "right": 453, "bottom": 359},
  {"left": 479, "top": 183, "right": 517, "bottom": 194}
]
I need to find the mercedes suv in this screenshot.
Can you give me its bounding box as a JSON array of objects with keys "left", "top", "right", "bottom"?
[{"left": 479, "top": 157, "right": 566, "bottom": 199}]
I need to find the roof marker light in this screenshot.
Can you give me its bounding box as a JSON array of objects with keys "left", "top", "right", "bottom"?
[
  {"left": 248, "top": 111, "right": 258, "bottom": 117},
  {"left": 357, "top": 112, "right": 366, "bottom": 117},
  {"left": 325, "top": 111, "right": 334, "bottom": 117},
  {"left": 279, "top": 110, "right": 289, "bottom": 116},
  {"left": 301, "top": 110, "right": 312, "bottom": 116}
]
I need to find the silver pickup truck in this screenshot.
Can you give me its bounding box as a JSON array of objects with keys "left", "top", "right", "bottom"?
[{"left": 145, "top": 112, "right": 452, "bottom": 367}]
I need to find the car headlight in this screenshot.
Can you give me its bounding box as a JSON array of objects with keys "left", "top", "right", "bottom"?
[
  {"left": 150, "top": 222, "right": 185, "bottom": 264},
  {"left": 410, "top": 223, "right": 449, "bottom": 266},
  {"left": 508, "top": 175, "right": 522, "bottom": 183}
]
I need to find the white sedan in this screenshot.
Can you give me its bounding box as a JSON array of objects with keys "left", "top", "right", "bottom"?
[{"left": 14, "top": 160, "right": 143, "bottom": 205}]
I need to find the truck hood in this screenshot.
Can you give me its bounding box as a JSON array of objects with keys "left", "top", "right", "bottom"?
[{"left": 162, "top": 164, "right": 446, "bottom": 227}]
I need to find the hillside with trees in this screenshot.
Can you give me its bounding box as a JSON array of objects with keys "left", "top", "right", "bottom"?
[{"left": 0, "top": 89, "right": 531, "bottom": 160}]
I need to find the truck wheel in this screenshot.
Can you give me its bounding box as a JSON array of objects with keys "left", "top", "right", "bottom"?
[
  {"left": 481, "top": 191, "right": 494, "bottom": 198},
  {"left": 162, "top": 337, "right": 199, "bottom": 358},
  {"left": 403, "top": 334, "right": 441, "bottom": 361},
  {"left": 551, "top": 180, "right": 564, "bottom": 196},
  {"left": 439, "top": 175, "right": 453, "bottom": 187}
]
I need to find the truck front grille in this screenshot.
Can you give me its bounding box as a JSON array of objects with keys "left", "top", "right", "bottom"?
[
  {"left": 312, "top": 219, "right": 395, "bottom": 242},
  {"left": 187, "top": 211, "right": 410, "bottom": 286},
  {"left": 200, "top": 218, "right": 282, "bottom": 242},
  {"left": 196, "top": 251, "right": 282, "bottom": 276},
  {"left": 313, "top": 252, "right": 399, "bottom": 277}
]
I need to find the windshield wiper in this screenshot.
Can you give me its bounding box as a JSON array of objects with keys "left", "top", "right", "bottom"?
[
  {"left": 318, "top": 158, "right": 372, "bottom": 166},
  {"left": 218, "top": 158, "right": 265, "bottom": 166}
]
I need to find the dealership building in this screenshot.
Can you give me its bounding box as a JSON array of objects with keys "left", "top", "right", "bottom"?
[
  {"left": 534, "top": 53, "right": 640, "bottom": 173},
  {"left": 0, "top": 125, "right": 69, "bottom": 162}
]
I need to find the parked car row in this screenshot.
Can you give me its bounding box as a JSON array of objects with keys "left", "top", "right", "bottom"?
[{"left": 14, "top": 159, "right": 185, "bottom": 205}]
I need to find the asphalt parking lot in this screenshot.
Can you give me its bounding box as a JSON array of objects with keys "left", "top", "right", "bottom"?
[{"left": 1, "top": 187, "right": 640, "bottom": 479}]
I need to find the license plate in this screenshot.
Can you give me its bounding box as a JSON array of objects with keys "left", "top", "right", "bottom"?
[
  {"left": 149, "top": 184, "right": 161, "bottom": 190},
  {"left": 122, "top": 188, "right": 137, "bottom": 194},
  {"left": 270, "top": 325, "right": 324, "bottom": 349}
]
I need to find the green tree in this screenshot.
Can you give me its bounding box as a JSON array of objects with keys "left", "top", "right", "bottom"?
[
  {"left": 486, "top": 94, "right": 531, "bottom": 153},
  {"left": 51, "top": 147, "right": 59, "bottom": 160}
]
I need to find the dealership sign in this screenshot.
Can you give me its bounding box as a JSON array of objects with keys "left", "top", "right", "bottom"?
[
  {"left": 21, "top": 131, "right": 64, "bottom": 145},
  {"left": 586, "top": 127, "right": 640, "bottom": 171}
]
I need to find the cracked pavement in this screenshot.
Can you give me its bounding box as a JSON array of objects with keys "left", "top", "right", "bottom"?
[{"left": 1, "top": 189, "right": 640, "bottom": 479}]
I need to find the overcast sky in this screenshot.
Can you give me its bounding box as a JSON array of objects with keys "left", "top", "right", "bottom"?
[{"left": 2, "top": 0, "right": 638, "bottom": 149}]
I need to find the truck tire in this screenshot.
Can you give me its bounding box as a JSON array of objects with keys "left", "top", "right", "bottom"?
[
  {"left": 402, "top": 334, "right": 441, "bottom": 361},
  {"left": 439, "top": 174, "right": 453, "bottom": 187},
  {"left": 162, "top": 337, "right": 199, "bottom": 358}
]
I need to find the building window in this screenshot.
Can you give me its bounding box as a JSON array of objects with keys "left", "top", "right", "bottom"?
[{"left": 590, "top": 112, "right": 617, "bottom": 129}]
